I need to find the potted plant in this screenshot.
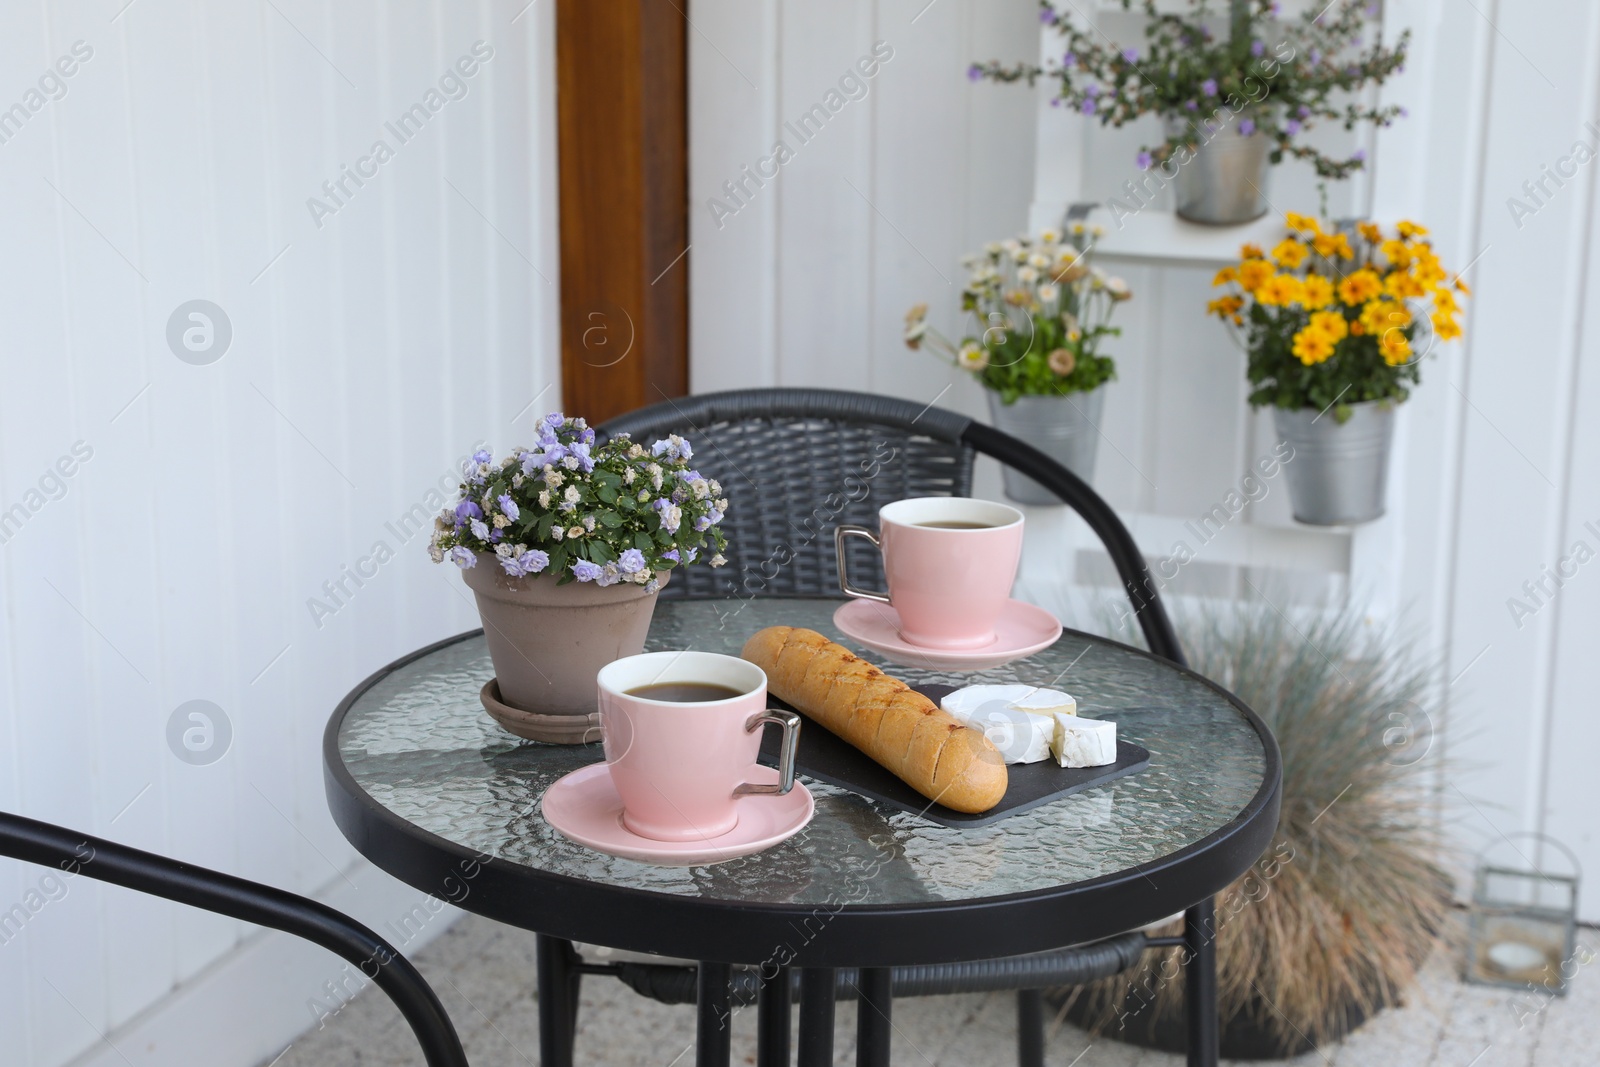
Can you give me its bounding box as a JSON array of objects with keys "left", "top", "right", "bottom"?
[
  {"left": 1062, "top": 597, "right": 1449, "bottom": 1057},
  {"left": 905, "top": 224, "right": 1129, "bottom": 503},
  {"left": 1208, "top": 213, "right": 1467, "bottom": 524},
  {"left": 429, "top": 413, "right": 728, "bottom": 742},
  {"left": 970, "top": 0, "right": 1409, "bottom": 224}
]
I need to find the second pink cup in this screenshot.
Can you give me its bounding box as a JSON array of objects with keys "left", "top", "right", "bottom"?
[{"left": 835, "top": 497, "right": 1024, "bottom": 649}]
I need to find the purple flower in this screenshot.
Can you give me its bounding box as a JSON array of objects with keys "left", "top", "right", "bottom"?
[
  {"left": 1238, "top": 118, "right": 1256, "bottom": 136},
  {"left": 1062, "top": 52, "right": 1076, "bottom": 68},
  {"left": 660, "top": 548, "right": 680, "bottom": 563},
  {"left": 454, "top": 499, "right": 483, "bottom": 525},
  {"left": 1039, "top": 8, "right": 1056, "bottom": 23},
  {"left": 618, "top": 548, "right": 647, "bottom": 575},
  {"left": 1050, "top": 98, "right": 1061, "bottom": 107},
  {"left": 1399, "top": 106, "right": 1409, "bottom": 117},
  {"left": 1352, "top": 149, "right": 1367, "bottom": 162},
  {"left": 569, "top": 441, "right": 594, "bottom": 473},
  {"left": 470, "top": 518, "right": 490, "bottom": 540},
  {"left": 1298, "top": 105, "right": 1311, "bottom": 118},
  {"left": 684, "top": 547, "right": 699, "bottom": 564},
  {"left": 1136, "top": 150, "right": 1153, "bottom": 170},
  {"left": 1079, "top": 96, "right": 1096, "bottom": 115},
  {"left": 1308, "top": 49, "right": 1321, "bottom": 65},
  {"left": 1201, "top": 78, "right": 1218, "bottom": 96},
  {"left": 449, "top": 547, "right": 476, "bottom": 569},
  {"left": 570, "top": 559, "right": 603, "bottom": 582},
  {"left": 1184, "top": 99, "right": 1198, "bottom": 111},
  {"left": 1251, "top": 40, "right": 1264, "bottom": 57},
  {"left": 1121, "top": 48, "right": 1138, "bottom": 63},
  {"left": 497, "top": 494, "right": 519, "bottom": 521},
  {"left": 967, "top": 64, "right": 983, "bottom": 82},
  {"left": 521, "top": 549, "right": 549, "bottom": 575},
  {"left": 1084, "top": 83, "right": 1099, "bottom": 97},
  {"left": 471, "top": 448, "right": 492, "bottom": 466},
  {"left": 1285, "top": 119, "right": 1302, "bottom": 136},
  {"left": 537, "top": 412, "right": 565, "bottom": 434},
  {"left": 595, "top": 563, "right": 621, "bottom": 588}
]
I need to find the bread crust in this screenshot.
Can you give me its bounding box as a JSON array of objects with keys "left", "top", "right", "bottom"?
[{"left": 740, "top": 626, "right": 1008, "bottom": 813}]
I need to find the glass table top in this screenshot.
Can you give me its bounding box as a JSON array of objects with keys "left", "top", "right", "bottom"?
[{"left": 334, "top": 598, "right": 1267, "bottom": 908}]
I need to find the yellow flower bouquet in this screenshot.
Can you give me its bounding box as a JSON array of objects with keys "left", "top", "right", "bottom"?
[{"left": 1209, "top": 214, "right": 1468, "bottom": 420}]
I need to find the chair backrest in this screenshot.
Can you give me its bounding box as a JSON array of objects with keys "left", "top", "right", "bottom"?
[
  {"left": 599, "top": 389, "right": 975, "bottom": 599},
  {"left": 600, "top": 387, "right": 1184, "bottom": 666},
  {"left": 0, "top": 810, "right": 469, "bottom": 1067}
]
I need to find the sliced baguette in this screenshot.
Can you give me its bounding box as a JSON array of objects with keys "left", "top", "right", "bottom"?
[{"left": 740, "top": 626, "right": 1008, "bottom": 813}]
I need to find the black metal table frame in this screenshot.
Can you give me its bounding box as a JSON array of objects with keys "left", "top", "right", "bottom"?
[{"left": 324, "top": 628, "right": 1281, "bottom": 1066}]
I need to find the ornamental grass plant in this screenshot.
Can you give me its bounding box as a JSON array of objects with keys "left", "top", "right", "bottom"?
[{"left": 1070, "top": 595, "right": 1449, "bottom": 1053}]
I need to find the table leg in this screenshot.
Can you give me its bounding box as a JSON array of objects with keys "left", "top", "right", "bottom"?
[
  {"left": 1185, "top": 898, "right": 1219, "bottom": 1067},
  {"left": 536, "top": 934, "right": 578, "bottom": 1067},
  {"left": 797, "top": 967, "right": 836, "bottom": 1067},
  {"left": 855, "top": 967, "right": 893, "bottom": 1066},
  {"left": 756, "top": 964, "right": 791, "bottom": 1067},
  {"left": 1016, "top": 988, "right": 1045, "bottom": 1067},
  {"left": 697, "top": 961, "right": 733, "bottom": 1067}
]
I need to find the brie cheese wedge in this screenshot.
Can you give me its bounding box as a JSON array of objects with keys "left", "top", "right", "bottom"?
[
  {"left": 1052, "top": 713, "right": 1117, "bottom": 768},
  {"left": 940, "top": 685, "right": 1078, "bottom": 764}
]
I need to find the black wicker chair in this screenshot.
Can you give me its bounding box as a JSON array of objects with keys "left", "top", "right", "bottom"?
[
  {"left": 0, "top": 810, "right": 469, "bottom": 1067},
  {"left": 589, "top": 388, "right": 1210, "bottom": 1066}
]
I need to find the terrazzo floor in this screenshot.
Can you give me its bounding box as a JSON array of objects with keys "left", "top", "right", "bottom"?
[{"left": 263, "top": 912, "right": 1597, "bottom": 1066}]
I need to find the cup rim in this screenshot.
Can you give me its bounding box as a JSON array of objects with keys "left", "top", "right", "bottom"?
[
  {"left": 878, "top": 496, "right": 1024, "bottom": 531},
  {"left": 597, "top": 650, "right": 766, "bottom": 707}
]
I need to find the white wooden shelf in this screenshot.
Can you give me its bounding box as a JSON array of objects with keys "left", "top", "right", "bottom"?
[{"left": 1083, "top": 208, "right": 1289, "bottom": 269}]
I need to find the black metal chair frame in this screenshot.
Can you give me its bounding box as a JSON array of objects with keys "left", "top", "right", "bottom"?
[
  {"left": 594, "top": 387, "right": 1221, "bottom": 1067},
  {"left": 0, "top": 810, "right": 469, "bottom": 1067}
]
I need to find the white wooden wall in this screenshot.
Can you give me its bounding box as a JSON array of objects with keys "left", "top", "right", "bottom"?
[
  {"left": 691, "top": 0, "right": 1600, "bottom": 920},
  {"left": 0, "top": 2, "right": 559, "bottom": 1065}
]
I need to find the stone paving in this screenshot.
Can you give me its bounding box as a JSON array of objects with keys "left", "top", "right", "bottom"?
[{"left": 266, "top": 913, "right": 1597, "bottom": 1066}]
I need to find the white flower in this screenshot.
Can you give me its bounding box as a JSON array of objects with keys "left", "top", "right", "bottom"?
[
  {"left": 1070, "top": 221, "right": 1087, "bottom": 236},
  {"left": 1017, "top": 265, "right": 1038, "bottom": 284},
  {"left": 428, "top": 543, "right": 444, "bottom": 563},
  {"left": 551, "top": 526, "right": 565, "bottom": 541},
  {"left": 564, "top": 486, "right": 580, "bottom": 503},
  {"left": 568, "top": 525, "right": 584, "bottom": 539},
  {"left": 562, "top": 455, "right": 579, "bottom": 470},
  {"left": 1000, "top": 238, "right": 1021, "bottom": 255},
  {"left": 495, "top": 543, "right": 514, "bottom": 558},
  {"left": 538, "top": 490, "right": 551, "bottom": 508},
  {"left": 1091, "top": 224, "right": 1106, "bottom": 238},
  {"left": 1027, "top": 252, "right": 1050, "bottom": 269},
  {"left": 583, "top": 515, "right": 596, "bottom": 532},
  {"left": 690, "top": 478, "right": 710, "bottom": 499},
  {"left": 714, "top": 497, "right": 729, "bottom": 511},
  {"left": 1039, "top": 227, "right": 1060, "bottom": 245},
  {"left": 627, "top": 443, "right": 645, "bottom": 458},
  {"left": 1105, "top": 276, "right": 1131, "bottom": 300},
  {"left": 957, "top": 341, "right": 988, "bottom": 371},
  {"left": 1038, "top": 283, "right": 1059, "bottom": 304},
  {"left": 708, "top": 478, "right": 721, "bottom": 495},
  {"left": 984, "top": 241, "right": 1002, "bottom": 257},
  {"left": 904, "top": 320, "right": 928, "bottom": 347},
  {"left": 638, "top": 489, "right": 650, "bottom": 502},
  {"left": 623, "top": 467, "right": 636, "bottom": 485},
  {"left": 544, "top": 470, "right": 564, "bottom": 489},
  {"left": 1090, "top": 267, "right": 1107, "bottom": 289},
  {"left": 492, "top": 514, "right": 510, "bottom": 529},
  {"left": 710, "top": 554, "right": 727, "bottom": 567}
]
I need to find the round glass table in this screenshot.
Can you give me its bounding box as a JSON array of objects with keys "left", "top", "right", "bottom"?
[{"left": 324, "top": 597, "right": 1280, "bottom": 1067}]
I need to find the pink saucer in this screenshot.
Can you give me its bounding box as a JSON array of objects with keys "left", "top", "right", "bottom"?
[
  {"left": 541, "top": 763, "right": 814, "bottom": 867},
  {"left": 833, "top": 598, "right": 1063, "bottom": 672}
]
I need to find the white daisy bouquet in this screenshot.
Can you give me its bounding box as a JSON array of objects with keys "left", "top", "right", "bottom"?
[
  {"left": 428, "top": 413, "right": 728, "bottom": 590},
  {"left": 905, "top": 224, "right": 1131, "bottom": 404}
]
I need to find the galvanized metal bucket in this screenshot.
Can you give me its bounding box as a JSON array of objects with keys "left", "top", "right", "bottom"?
[
  {"left": 985, "top": 387, "right": 1105, "bottom": 505},
  {"left": 1165, "top": 112, "right": 1272, "bottom": 225},
  {"left": 1274, "top": 401, "right": 1396, "bottom": 526}
]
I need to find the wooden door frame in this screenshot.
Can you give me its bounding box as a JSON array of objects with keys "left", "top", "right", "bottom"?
[{"left": 555, "top": 0, "right": 689, "bottom": 424}]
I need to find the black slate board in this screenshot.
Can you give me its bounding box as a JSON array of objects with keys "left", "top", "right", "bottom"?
[{"left": 757, "top": 683, "right": 1150, "bottom": 829}]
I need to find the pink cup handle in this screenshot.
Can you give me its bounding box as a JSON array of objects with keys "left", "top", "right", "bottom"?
[
  {"left": 734, "top": 709, "right": 802, "bottom": 796},
  {"left": 835, "top": 525, "right": 890, "bottom": 603}
]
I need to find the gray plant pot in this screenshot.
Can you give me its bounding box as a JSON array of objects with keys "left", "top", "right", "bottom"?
[
  {"left": 985, "top": 387, "right": 1105, "bottom": 505},
  {"left": 461, "top": 556, "right": 667, "bottom": 743},
  {"left": 1273, "top": 401, "right": 1396, "bottom": 526},
  {"left": 1164, "top": 113, "right": 1272, "bottom": 225}
]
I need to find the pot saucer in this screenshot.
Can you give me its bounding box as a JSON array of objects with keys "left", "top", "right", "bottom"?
[
  {"left": 541, "top": 763, "right": 814, "bottom": 867},
  {"left": 480, "top": 678, "right": 602, "bottom": 745},
  {"left": 832, "top": 598, "right": 1062, "bottom": 672}
]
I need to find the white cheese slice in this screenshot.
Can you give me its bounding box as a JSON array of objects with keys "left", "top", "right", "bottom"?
[
  {"left": 1009, "top": 687, "right": 1077, "bottom": 718},
  {"left": 1052, "top": 713, "right": 1117, "bottom": 768},
  {"left": 940, "top": 687, "right": 1054, "bottom": 763}
]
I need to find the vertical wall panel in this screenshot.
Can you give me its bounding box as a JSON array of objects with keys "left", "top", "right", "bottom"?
[{"left": 0, "top": 0, "right": 560, "bottom": 1062}]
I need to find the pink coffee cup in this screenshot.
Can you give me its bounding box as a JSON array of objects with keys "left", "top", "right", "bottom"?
[
  {"left": 835, "top": 497, "right": 1025, "bottom": 649},
  {"left": 596, "top": 651, "right": 801, "bottom": 842}
]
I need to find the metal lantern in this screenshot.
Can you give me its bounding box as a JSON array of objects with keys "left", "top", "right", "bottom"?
[{"left": 1465, "top": 834, "right": 1581, "bottom": 996}]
